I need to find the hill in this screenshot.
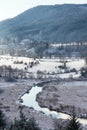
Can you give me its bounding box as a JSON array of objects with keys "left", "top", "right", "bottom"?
[{"left": 0, "top": 4, "right": 87, "bottom": 43}]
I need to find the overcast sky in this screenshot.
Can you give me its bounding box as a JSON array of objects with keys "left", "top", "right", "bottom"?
[{"left": 0, "top": 0, "right": 87, "bottom": 21}]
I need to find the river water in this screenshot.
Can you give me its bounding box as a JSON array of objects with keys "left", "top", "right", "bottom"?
[{"left": 21, "top": 85, "right": 87, "bottom": 125}]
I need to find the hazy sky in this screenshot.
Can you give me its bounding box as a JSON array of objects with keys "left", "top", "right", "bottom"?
[{"left": 0, "top": 0, "right": 87, "bottom": 21}]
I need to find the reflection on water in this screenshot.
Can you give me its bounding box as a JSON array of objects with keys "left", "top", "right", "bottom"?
[{"left": 21, "top": 86, "right": 87, "bottom": 125}]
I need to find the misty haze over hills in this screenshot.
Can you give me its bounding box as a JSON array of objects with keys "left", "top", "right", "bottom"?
[{"left": 0, "top": 4, "right": 87, "bottom": 43}]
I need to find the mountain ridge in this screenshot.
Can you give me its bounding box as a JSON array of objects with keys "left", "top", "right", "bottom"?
[{"left": 0, "top": 4, "right": 87, "bottom": 43}]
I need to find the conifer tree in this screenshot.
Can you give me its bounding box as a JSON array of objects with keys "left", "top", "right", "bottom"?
[
  {"left": 9, "top": 107, "right": 41, "bottom": 130},
  {"left": 66, "top": 108, "right": 82, "bottom": 130},
  {"left": 0, "top": 109, "right": 6, "bottom": 130}
]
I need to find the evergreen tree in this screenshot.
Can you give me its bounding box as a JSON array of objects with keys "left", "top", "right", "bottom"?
[
  {"left": 0, "top": 109, "right": 6, "bottom": 130},
  {"left": 9, "top": 107, "right": 41, "bottom": 130},
  {"left": 26, "top": 117, "right": 41, "bottom": 130},
  {"left": 19, "top": 107, "right": 27, "bottom": 129},
  {"left": 66, "top": 108, "right": 82, "bottom": 130}
]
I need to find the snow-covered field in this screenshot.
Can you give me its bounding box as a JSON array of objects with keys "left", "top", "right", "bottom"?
[
  {"left": 0, "top": 55, "right": 86, "bottom": 78},
  {"left": 67, "top": 59, "right": 85, "bottom": 70},
  {"left": 0, "top": 55, "right": 33, "bottom": 69},
  {"left": 28, "top": 59, "right": 85, "bottom": 72},
  {"left": 0, "top": 55, "right": 87, "bottom": 129},
  {"left": 27, "top": 58, "right": 85, "bottom": 78}
]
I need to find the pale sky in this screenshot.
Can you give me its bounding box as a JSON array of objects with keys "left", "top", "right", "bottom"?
[{"left": 0, "top": 0, "right": 87, "bottom": 21}]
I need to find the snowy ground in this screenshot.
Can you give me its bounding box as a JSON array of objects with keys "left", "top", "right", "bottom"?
[
  {"left": 0, "top": 79, "right": 87, "bottom": 130},
  {"left": 0, "top": 55, "right": 33, "bottom": 70},
  {"left": 0, "top": 55, "right": 85, "bottom": 71},
  {"left": 0, "top": 79, "right": 57, "bottom": 130},
  {"left": 0, "top": 55, "right": 87, "bottom": 129},
  {"left": 28, "top": 58, "right": 85, "bottom": 73},
  {"left": 0, "top": 55, "right": 85, "bottom": 79}
]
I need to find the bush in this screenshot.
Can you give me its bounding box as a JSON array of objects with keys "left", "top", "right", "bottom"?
[{"left": 80, "top": 67, "right": 87, "bottom": 78}]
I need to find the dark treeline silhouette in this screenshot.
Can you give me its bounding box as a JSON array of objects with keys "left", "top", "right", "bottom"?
[
  {"left": 0, "top": 107, "right": 83, "bottom": 130},
  {"left": 54, "top": 108, "right": 82, "bottom": 130},
  {"left": 0, "top": 108, "right": 41, "bottom": 130}
]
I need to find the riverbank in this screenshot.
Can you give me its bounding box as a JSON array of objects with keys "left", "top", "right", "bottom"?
[
  {"left": 0, "top": 79, "right": 57, "bottom": 130},
  {"left": 1, "top": 79, "right": 87, "bottom": 130},
  {"left": 0, "top": 79, "right": 32, "bottom": 120},
  {"left": 37, "top": 80, "right": 87, "bottom": 119}
]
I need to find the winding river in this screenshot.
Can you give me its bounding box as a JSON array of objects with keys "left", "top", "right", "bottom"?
[{"left": 21, "top": 85, "right": 87, "bottom": 125}]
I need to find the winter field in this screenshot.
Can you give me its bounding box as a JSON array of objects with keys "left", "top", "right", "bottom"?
[
  {"left": 0, "top": 55, "right": 86, "bottom": 79},
  {"left": 0, "top": 55, "right": 87, "bottom": 130}
]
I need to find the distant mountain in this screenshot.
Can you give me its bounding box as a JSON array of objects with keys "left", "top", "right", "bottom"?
[{"left": 0, "top": 4, "right": 87, "bottom": 43}]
